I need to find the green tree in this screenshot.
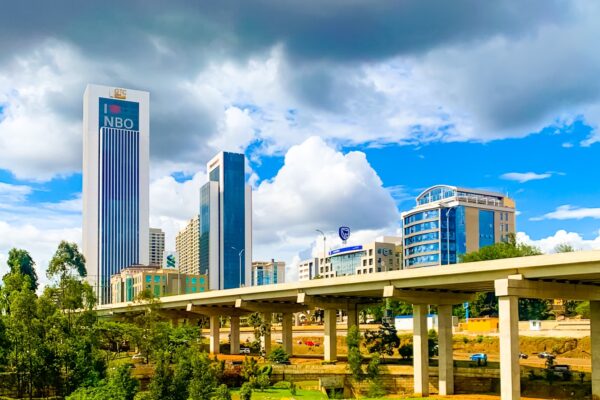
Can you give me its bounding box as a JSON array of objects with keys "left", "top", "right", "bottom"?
[
  {"left": 239, "top": 382, "right": 253, "bottom": 400},
  {"left": 346, "top": 325, "right": 364, "bottom": 381},
  {"left": 188, "top": 352, "right": 217, "bottom": 400},
  {"left": 47, "top": 241, "right": 86, "bottom": 280},
  {"left": 554, "top": 243, "right": 575, "bottom": 253},
  {"left": 6, "top": 248, "right": 38, "bottom": 291},
  {"left": 215, "top": 384, "right": 231, "bottom": 400},
  {"left": 67, "top": 364, "right": 139, "bottom": 400},
  {"left": 363, "top": 321, "right": 400, "bottom": 357},
  {"left": 146, "top": 352, "right": 175, "bottom": 400},
  {"left": 267, "top": 346, "right": 289, "bottom": 363},
  {"left": 461, "top": 234, "right": 550, "bottom": 320}
]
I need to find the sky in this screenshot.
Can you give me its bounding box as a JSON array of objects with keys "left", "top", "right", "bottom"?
[{"left": 1, "top": 0, "right": 600, "bottom": 286}]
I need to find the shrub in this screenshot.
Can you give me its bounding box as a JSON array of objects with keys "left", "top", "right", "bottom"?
[
  {"left": 267, "top": 347, "right": 289, "bottom": 363},
  {"left": 272, "top": 381, "right": 291, "bottom": 389},
  {"left": 367, "top": 379, "right": 386, "bottom": 398},
  {"left": 290, "top": 381, "right": 297, "bottom": 395},
  {"left": 476, "top": 335, "right": 484, "bottom": 344},
  {"left": 255, "top": 374, "right": 270, "bottom": 391},
  {"left": 240, "top": 382, "right": 253, "bottom": 400},
  {"left": 398, "top": 342, "right": 412, "bottom": 359},
  {"left": 215, "top": 384, "right": 231, "bottom": 400}
]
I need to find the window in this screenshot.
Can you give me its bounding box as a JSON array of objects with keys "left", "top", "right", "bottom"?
[
  {"left": 362, "top": 260, "right": 367, "bottom": 266},
  {"left": 369, "top": 258, "right": 373, "bottom": 265},
  {"left": 145, "top": 275, "right": 151, "bottom": 283},
  {"left": 154, "top": 275, "right": 161, "bottom": 283},
  {"left": 369, "top": 249, "right": 373, "bottom": 256}
]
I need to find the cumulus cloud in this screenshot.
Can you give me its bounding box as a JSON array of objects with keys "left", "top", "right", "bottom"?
[
  {"left": 500, "top": 172, "right": 553, "bottom": 183},
  {"left": 517, "top": 229, "right": 600, "bottom": 254},
  {"left": 531, "top": 205, "right": 600, "bottom": 221}
]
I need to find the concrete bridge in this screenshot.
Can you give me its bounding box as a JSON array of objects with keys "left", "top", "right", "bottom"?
[{"left": 97, "top": 250, "right": 600, "bottom": 400}]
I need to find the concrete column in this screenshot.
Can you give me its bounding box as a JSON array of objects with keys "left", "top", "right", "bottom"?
[
  {"left": 591, "top": 301, "right": 600, "bottom": 400},
  {"left": 230, "top": 316, "right": 240, "bottom": 355},
  {"left": 499, "top": 295, "right": 520, "bottom": 400},
  {"left": 209, "top": 315, "right": 220, "bottom": 355},
  {"left": 438, "top": 304, "right": 454, "bottom": 395},
  {"left": 261, "top": 312, "right": 272, "bottom": 355},
  {"left": 282, "top": 313, "right": 293, "bottom": 355},
  {"left": 347, "top": 304, "right": 359, "bottom": 331},
  {"left": 413, "top": 304, "right": 429, "bottom": 397},
  {"left": 323, "top": 309, "right": 337, "bottom": 362}
]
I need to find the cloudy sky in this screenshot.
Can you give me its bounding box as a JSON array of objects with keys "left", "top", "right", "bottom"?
[{"left": 1, "top": 0, "right": 600, "bottom": 285}]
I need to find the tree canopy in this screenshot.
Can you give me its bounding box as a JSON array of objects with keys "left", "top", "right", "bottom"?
[
  {"left": 6, "top": 248, "right": 38, "bottom": 290},
  {"left": 48, "top": 241, "right": 86, "bottom": 279}
]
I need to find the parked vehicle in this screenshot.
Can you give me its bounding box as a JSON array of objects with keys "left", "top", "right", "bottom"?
[
  {"left": 276, "top": 339, "right": 283, "bottom": 344},
  {"left": 131, "top": 353, "right": 147, "bottom": 363},
  {"left": 538, "top": 352, "right": 556, "bottom": 360},
  {"left": 240, "top": 347, "right": 251, "bottom": 354},
  {"left": 519, "top": 353, "right": 528, "bottom": 359},
  {"left": 470, "top": 353, "right": 488, "bottom": 365},
  {"left": 548, "top": 364, "right": 572, "bottom": 380}
]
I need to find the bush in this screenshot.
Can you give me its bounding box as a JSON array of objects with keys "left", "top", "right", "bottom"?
[
  {"left": 290, "top": 381, "right": 297, "bottom": 395},
  {"left": 476, "top": 335, "right": 484, "bottom": 344},
  {"left": 272, "top": 381, "right": 291, "bottom": 389},
  {"left": 367, "top": 379, "right": 386, "bottom": 398},
  {"left": 267, "top": 347, "right": 289, "bottom": 363},
  {"left": 215, "top": 384, "right": 231, "bottom": 400},
  {"left": 255, "top": 374, "right": 270, "bottom": 391},
  {"left": 398, "top": 342, "right": 412, "bottom": 359},
  {"left": 240, "top": 382, "right": 253, "bottom": 400}
]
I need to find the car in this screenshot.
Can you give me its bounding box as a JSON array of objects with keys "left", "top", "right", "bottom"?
[
  {"left": 131, "top": 353, "right": 147, "bottom": 363},
  {"left": 275, "top": 339, "right": 283, "bottom": 344},
  {"left": 240, "top": 347, "right": 251, "bottom": 354},
  {"left": 470, "top": 353, "right": 488, "bottom": 364},
  {"left": 548, "top": 365, "right": 572, "bottom": 380},
  {"left": 519, "top": 353, "right": 528, "bottom": 359},
  {"left": 538, "top": 352, "right": 556, "bottom": 360}
]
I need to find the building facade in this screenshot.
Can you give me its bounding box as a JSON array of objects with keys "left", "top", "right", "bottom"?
[
  {"left": 251, "top": 260, "right": 285, "bottom": 286},
  {"left": 176, "top": 216, "right": 200, "bottom": 274},
  {"left": 317, "top": 237, "right": 403, "bottom": 279},
  {"left": 200, "top": 152, "right": 252, "bottom": 290},
  {"left": 401, "top": 185, "right": 516, "bottom": 268},
  {"left": 83, "top": 85, "right": 149, "bottom": 304},
  {"left": 149, "top": 228, "right": 165, "bottom": 266},
  {"left": 110, "top": 265, "right": 208, "bottom": 303},
  {"left": 298, "top": 258, "right": 319, "bottom": 281}
]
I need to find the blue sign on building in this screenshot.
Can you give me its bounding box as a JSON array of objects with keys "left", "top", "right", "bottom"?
[
  {"left": 339, "top": 226, "right": 351, "bottom": 241},
  {"left": 99, "top": 98, "right": 139, "bottom": 131},
  {"left": 329, "top": 245, "right": 363, "bottom": 256}
]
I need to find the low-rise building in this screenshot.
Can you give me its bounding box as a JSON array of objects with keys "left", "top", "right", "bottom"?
[
  {"left": 251, "top": 260, "right": 285, "bottom": 286},
  {"left": 110, "top": 264, "right": 208, "bottom": 303},
  {"left": 298, "top": 257, "right": 319, "bottom": 281},
  {"left": 317, "top": 236, "right": 403, "bottom": 279}
]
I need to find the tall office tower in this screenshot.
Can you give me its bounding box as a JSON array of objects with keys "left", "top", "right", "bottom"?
[
  {"left": 149, "top": 228, "right": 165, "bottom": 266},
  {"left": 401, "top": 185, "right": 516, "bottom": 268},
  {"left": 200, "top": 152, "right": 252, "bottom": 290},
  {"left": 83, "top": 84, "right": 149, "bottom": 304},
  {"left": 175, "top": 216, "right": 200, "bottom": 274}
]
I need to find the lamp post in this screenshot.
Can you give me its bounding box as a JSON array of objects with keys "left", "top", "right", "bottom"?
[
  {"left": 316, "top": 229, "right": 326, "bottom": 276},
  {"left": 231, "top": 247, "right": 245, "bottom": 287}
]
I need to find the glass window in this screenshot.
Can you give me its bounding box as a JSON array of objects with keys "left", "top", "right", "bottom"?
[
  {"left": 192, "top": 277, "right": 197, "bottom": 284},
  {"left": 406, "top": 254, "right": 440, "bottom": 267},
  {"left": 404, "top": 220, "right": 439, "bottom": 235},
  {"left": 200, "top": 277, "right": 205, "bottom": 284},
  {"left": 145, "top": 275, "right": 151, "bottom": 283},
  {"left": 154, "top": 275, "right": 160, "bottom": 283}
]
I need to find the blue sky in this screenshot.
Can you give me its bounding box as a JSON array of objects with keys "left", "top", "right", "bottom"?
[{"left": 1, "top": 0, "right": 600, "bottom": 283}]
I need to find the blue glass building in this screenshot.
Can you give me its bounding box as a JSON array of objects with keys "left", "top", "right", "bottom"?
[
  {"left": 200, "top": 152, "right": 252, "bottom": 290},
  {"left": 402, "top": 185, "right": 516, "bottom": 268},
  {"left": 83, "top": 85, "right": 150, "bottom": 304}
]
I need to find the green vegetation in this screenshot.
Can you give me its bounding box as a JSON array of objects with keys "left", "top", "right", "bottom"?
[{"left": 346, "top": 324, "right": 364, "bottom": 381}]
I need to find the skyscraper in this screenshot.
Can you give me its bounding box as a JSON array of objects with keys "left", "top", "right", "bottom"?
[
  {"left": 149, "top": 228, "right": 165, "bottom": 266},
  {"left": 401, "top": 185, "right": 516, "bottom": 268},
  {"left": 200, "top": 152, "right": 252, "bottom": 290},
  {"left": 176, "top": 216, "right": 200, "bottom": 275},
  {"left": 83, "top": 84, "right": 149, "bottom": 304}
]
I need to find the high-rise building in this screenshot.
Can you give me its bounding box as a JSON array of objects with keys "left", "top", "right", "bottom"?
[
  {"left": 251, "top": 260, "right": 285, "bottom": 286},
  {"left": 83, "top": 84, "right": 150, "bottom": 304},
  {"left": 149, "top": 228, "right": 165, "bottom": 266},
  {"left": 176, "top": 216, "right": 200, "bottom": 275},
  {"left": 200, "top": 152, "right": 252, "bottom": 290},
  {"left": 401, "top": 185, "right": 516, "bottom": 268}
]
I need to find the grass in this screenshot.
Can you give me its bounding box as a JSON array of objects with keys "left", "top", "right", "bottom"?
[{"left": 230, "top": 387, "right": 327, "bottom": 400}]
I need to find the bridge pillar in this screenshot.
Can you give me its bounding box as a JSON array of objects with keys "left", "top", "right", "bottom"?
[
  {"left": 347, "top": 303, "right": 359, "bottom": 331},
  {"left": 282, "top": 313, "right": 293, "bottom": 355},
  {"left": 230, "top": 316, "right": 240, "bottom": 355},
  {"left": 438, "top": 304, "right": 454, "bottom": 395},
  {"left": 591, "top": 301, "right": 600, "bottom": 399},
  {"left": 261, "top": 312, "right": 272, "bottom": 356},
  {"left": 499, "top": 295, "right": 520, "bottom": 400},
  {"left": 209, "top": 315, "right": 220, "bottom": 355},
  {"left": 324, "top": 309, "right": 337, "bottom": 362},
  {"left": 412, "top": 304, "right": 429, "bottom": 397}
]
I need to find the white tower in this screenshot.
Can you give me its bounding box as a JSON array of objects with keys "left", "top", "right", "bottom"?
[{"left": 83, "top": 84, "right": 149, "bottom": 304}]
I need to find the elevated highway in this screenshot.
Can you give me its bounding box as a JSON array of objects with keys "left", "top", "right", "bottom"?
[{"left": 98, "top": 250, "right": 600, "bottom": 400}]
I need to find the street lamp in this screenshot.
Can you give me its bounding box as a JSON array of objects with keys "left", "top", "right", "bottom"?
[
  {"left": 231, "top": 247, "right": 245, "bottom": 287},
  {"left": 316, "top": 229, "right": 326, "bottom": 276}
]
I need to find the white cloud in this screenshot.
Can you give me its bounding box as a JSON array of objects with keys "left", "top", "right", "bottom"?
[
  {"left": 531, "top": 205, "right": 600, "bottom": 221},
  {"left": 500, "top": 172, "right": 553, "bottom": 183},
  {"left": 0, "top": 182, "right": 32, "bottom": 203},
  {"left": 517, "top": 229, "right": 600, "bottom": 253}
]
